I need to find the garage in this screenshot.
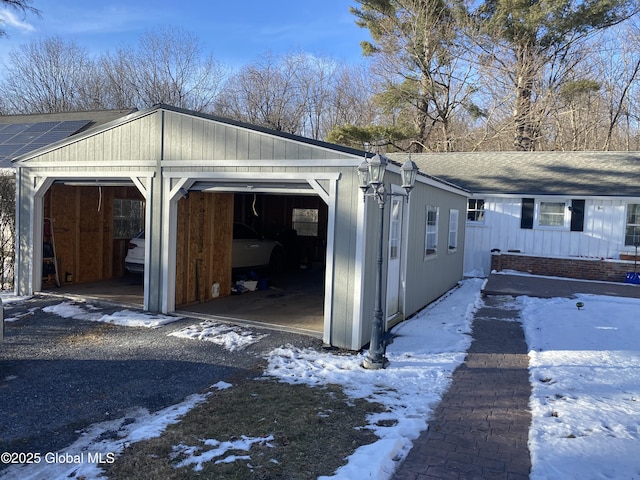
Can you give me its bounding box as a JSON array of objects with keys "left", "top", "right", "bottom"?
[
  {"left": 37, "top": 182, "right": 328, "bottom": 335},
  {"left": 14, "top": 104, "right": 469, "bottom": 350}
]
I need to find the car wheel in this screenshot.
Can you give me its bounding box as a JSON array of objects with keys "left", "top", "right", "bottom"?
[{"left": 269, "top": 247, "right": 286, "bottom": 274}]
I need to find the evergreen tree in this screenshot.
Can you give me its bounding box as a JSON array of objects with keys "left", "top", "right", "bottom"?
[
  {"left": 472, "top": 0, "right": 639, "bottom": 150},
  {"left": 349, "top": 0, "right": 478, "bottom": 152}
]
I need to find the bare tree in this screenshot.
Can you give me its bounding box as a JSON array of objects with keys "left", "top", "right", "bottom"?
[
  {"left": 0, "top": 171, "right": 14, "bottom": 289},
  {"left": 95, "top": 51, "right": 140, "bottom": 110},
  {"left": 291, "top": 55, "right": 378, "bottom": 140},
  {"left": 100, "top": 26, "right": 228, "bottom": 111},
  {"left": 323, "top": 63, "right": 378, "bottom": 136},
  {"left": 292, "top": 54, "right": 341, "bottom": 139},
  {"left": 597, "top": 24, "right": 640, "bottom": 150},
  {"left": 215, "top": 52, "right": 306, "bottom": 133},
  {"left": 469, "top": 0, "right": 639, "bottom": 151},
  {"left": 0, "top": 37, "right": 95, "bottom": 113}
]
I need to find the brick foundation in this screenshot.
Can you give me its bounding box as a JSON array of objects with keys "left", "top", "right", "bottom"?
[{"left": 491, "top": 252, "right": 640, "bottom": 283}]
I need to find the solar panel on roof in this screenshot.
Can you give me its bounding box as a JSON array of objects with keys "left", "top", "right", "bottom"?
[
  {"left": 0, "top": 119, "right": 91, "bottom": 167},
  {"left": 24, "top": 122, "right": 57, "bottom": 132},
  {"left": 0, "top": 123, "right": 32, "bottom": 134}
]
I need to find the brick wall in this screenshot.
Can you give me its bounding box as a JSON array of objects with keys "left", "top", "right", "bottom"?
[{"left": 491, "top": 252, "right": 639, "bottom": 283}]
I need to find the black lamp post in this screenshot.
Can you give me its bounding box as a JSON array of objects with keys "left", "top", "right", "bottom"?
[{"left": 358, "top": 153, "right": 419, "bottom": 369}]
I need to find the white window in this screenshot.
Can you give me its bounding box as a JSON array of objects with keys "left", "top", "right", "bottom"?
[
  {"left": 113, "top": 199, "right": 144, "bottom": 239},
  {"left": 449, "top": 209, "right": 459, "bottom": 252},
  {"left": 467, "top": 199, "right": 485, "bottom": 222},
  {"left": 425, "top": 206, "right": 439, "bottom": 257},
  {"left": 292, "top": 208, "right": 318, "bottom": 236},
  {"left": 389, "top": 199, "right": 401, "bottom": 259},
  {"left": 538, "top": 201, "right": 567, "bottom": 228},
  {"left": 625, "top": 204, "right": 640, "bottom": 246}
]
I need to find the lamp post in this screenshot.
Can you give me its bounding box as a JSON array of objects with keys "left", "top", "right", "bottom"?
[{"left": 358, "top": 153, "right": 419, "bottom": 369}]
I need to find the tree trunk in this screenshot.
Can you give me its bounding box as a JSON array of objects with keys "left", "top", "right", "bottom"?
[{"left": 513, "top": 44, "right": 537, "bottom": 151}]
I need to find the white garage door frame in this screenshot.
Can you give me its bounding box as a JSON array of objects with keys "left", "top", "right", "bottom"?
[
  {"left": 25, "top": 172, "right": 154, "bottom": 296},
  {"left": 162, "top": 171, "right": 341, "bottom": 345}
]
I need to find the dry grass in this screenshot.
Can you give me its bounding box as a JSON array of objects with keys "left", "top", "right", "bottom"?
[
  {"left": 103, "top": 371, "right": 386, "bottom": 479},
  {"left": 58, "top": 322, "right": 117, "bottom": 345}
]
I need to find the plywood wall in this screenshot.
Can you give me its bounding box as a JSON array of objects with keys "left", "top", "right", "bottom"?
[
  {"left": 44, "top": 186, "right": 233, "bottom": 305},
  {"left": 175, "top": 192, "right": 233, "bottom": 306},
  {"left": 44, "top": 184, "right": 143, "bottom": 284}
]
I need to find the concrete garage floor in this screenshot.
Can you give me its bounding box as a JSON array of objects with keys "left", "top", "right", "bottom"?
[
  {"left": 179, "top": 268, "right": 325, "bottom": 337},
  {"left": 46, "top": 268, "right": 325, "bottom": 337}
]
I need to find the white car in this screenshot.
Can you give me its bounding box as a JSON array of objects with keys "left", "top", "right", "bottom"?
[
  {"left": 124, "top": 230, "right": 145, "bottom": 274},
  {"left": 125, "top": 223, "right": 285, "bottom": 273}
]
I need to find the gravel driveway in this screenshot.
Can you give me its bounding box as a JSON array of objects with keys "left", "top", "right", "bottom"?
[{"left": 0, "top": 294, "right": 321, "bottom": 462}]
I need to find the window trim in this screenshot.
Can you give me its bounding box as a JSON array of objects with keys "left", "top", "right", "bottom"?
[
  {"left": 424, "top": 205, "right": 439, "bottom": 259},
  {"left": 535, "top": 199, "right": 570, "bottom": 229},
  {"left": 389, "top": 198, "right": 402, "bottom": 260},
  {"left": 448, "top": 209, "right": 459, "bottom": 253},
  {"left": 625, "top": 203, "right": 640, "bottom": 247},
  {"left": 467, "top": 198, "right": 485, "bottom": 223}
]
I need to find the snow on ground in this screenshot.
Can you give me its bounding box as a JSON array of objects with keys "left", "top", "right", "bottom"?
[
  {"left": 168, "top": 320, "right": 268, "bottom": 351},
  {"left": 171, "top": 434, "right": 275, "bottom": 471},
  {"left": 3, "top": 278, "right": 640, "bottom": 479},
  {"left": 519, "top": 293, "right": 640, "bottom": 480},
  {"left": 0, "top": 387, "right": 222, "bottom": 480},
  {"left": 41, "top": 301, "right": 180, "bottom": 328},
  {"left": 265, "top": 278, "right": 483, "bottom": 479}
]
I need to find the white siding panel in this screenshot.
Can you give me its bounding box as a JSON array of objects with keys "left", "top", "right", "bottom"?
[
  {"left": 213, "top": 123, "right": 226, "bottom": 159},
  {"left": 236, "top": 129, "right": 249, "bottom": 159},
  {"left": 464, "top": 225, "right": 492, "bottom": 276},
  {"left": 260, "top": 136, "right": 275, "bottom": 160},
  {"left": 464, "top": 196, "right": 637, "bottom": 276},
  {"left": 273, "top": 138, "right": 287, "bottom": 159}
]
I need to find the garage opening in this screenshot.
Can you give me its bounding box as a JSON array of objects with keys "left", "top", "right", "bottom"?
[
  {"left": 175, "top": 191, "right": 327, "bottom": 335},
  {"left": 39, "top": 182, "right": 327, "bottom": 335},
  {"left": 40, "top": 182, "right": 146, "bottom": 305}
]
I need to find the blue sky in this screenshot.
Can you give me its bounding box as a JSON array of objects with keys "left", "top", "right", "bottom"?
[{"left": 0, "top": 1, "right": 370, "bottom": 67}]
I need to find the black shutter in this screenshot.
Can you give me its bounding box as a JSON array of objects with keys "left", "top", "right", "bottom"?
[
  {"left": 520, "top": 198, "right": 534, "bottom": 229},
  {"left": 570, "top": 199, "right": 585, "bottom": 232}
]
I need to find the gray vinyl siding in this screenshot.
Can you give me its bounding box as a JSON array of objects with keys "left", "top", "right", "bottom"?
[
  {"left": 161, "top": 110, "right": 353, "bottom": 162},
  {"left": 327, "top": 169, "right": 362, "bottom": 348},
  {"left": 356, "top": 170, "right": 468, "bottom": 346},
  {"left": 403, "top": 180, "right": 467, "bottom": 317}
]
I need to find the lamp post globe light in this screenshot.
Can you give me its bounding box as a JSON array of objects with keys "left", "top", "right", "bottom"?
[{"left": 358, "top": 153, "right": 419, "bottom": 369}]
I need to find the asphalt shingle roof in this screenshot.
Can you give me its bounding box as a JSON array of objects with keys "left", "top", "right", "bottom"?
[{"left": 389, "top": 151, "right": 640, "bottom": 197}]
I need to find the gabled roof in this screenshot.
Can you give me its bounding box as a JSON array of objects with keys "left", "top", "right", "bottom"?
[
  {"left": 154, "top": 104, "right": 371, "bottom": 158},
  {"left": 0, "top": 109, "right": 136, "bottom": 168},
  {"left": 389, "top": 151, "right": 640, "bottom": 197},
  {"left": 7, "top": 104, "right": 468, "bottom": 195}
]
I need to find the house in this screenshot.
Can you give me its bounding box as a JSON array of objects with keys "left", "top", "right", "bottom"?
[
  {"left": 13, "top": 105, "right": 469, "bottom": 350},
  {"left": 390, "top": 151, "right": 640, "bottom": 283}
]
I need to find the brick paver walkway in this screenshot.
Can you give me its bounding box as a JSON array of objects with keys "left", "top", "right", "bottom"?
[{"left": 393, "top": 296, "right": 532, "bottom": 480}]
